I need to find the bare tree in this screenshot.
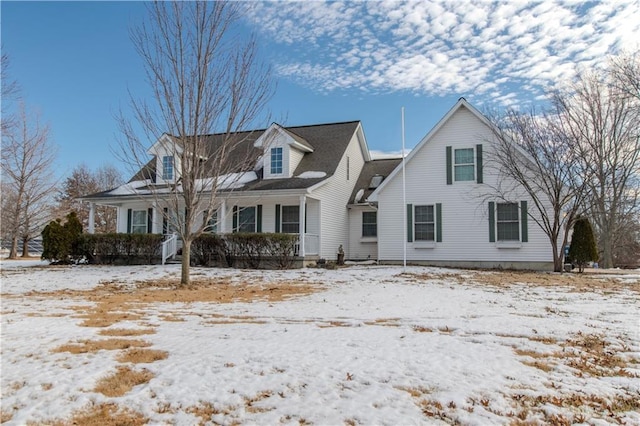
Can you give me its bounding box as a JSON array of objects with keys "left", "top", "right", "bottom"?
[
  {"left": 1, "top": 102, "right": 57, "bottom": 258},
  {"left": 56, "top": 164, "right": 123, "bottom": 233},
  {"left": 610, "top": 50, "right": 640, "bottom": 101},
  {"left": 553, "top": 67, "right": 640, "bottom": 268},
  {"left": 117, "top": 1, "right": 273, "bottom": 285},
  {"left": 1, "top": 52, "right": 20, "bottom": 134},
  {"left": 485, "top": 107, "right": 587, "bottom": 272}
]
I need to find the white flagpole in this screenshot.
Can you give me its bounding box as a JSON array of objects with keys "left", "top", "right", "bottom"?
[{"left": 402, "top": 107, "right": 407, "bottom": 271}]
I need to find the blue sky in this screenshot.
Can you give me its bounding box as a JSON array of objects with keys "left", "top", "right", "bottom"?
[{"left": 2, "top": 1, "right": 638, "bottom": 181}]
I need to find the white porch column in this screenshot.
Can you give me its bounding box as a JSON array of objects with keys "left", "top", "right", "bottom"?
[
  {"left": 88, "top": 202, "right": 95, "bottom": 234},
  {"left": 299, "top": 195, "right": 306, "bottom": 257},
  {"left": 219, "top": 199, "right": 227, "bottom": 234},
  {"left": 152, "top": 202, "right": 158, "bottom": 234}
]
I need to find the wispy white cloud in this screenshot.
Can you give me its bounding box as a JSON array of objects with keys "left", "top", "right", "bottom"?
[{"left": 247, "top": 0, "right": 639, "bottom": 105}]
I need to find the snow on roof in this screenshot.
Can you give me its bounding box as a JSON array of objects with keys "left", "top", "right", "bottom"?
[{"left": 296, "top": 171, "right": 327, "bottom": 179}]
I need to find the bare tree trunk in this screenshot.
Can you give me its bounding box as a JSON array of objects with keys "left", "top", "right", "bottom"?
[
  {"left": 181, "top": 239, "right": 191, "bottom": 286},
  {"left": 21, "top": 236, "right": 29, "bottom": 257},
  {"left": 9, "top": 236, "right": 19, "bottom": 259},
  {"left": 117, "top": 1, "right": 273, "bottom": 286}
]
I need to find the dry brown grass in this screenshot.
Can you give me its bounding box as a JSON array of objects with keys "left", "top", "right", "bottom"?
[
  {"left": 52, "top": 338, "right": 151, "bottom": 354},
  {"left": 93, "top": 365, "right": 154, "bottom": 397},
  {"left": 186, "top": 401, "right": 226, "bottom": 425},
  {"left": 509, "top": 392, "right": 640, "bottom": 425},
  {"left": 1, "top": 409, "right": 13, "bottom": 423},
  {"left": 44, "top": 402, "right": 148, "bottom": 426},
  {"left": 404, "top": 270, "right": 638, "bottom": 293},
  {"left": 98, "top": 327, "right": 156, "bottom": 337},
  {"left": 514, "top": 332, "right": 639, "bottom": 378},
  {"left": 23, "top": 277, "right": 322, "bottom": 330},
  {"left": 116, "top": 348, "right": 169, "bottom": 364}
]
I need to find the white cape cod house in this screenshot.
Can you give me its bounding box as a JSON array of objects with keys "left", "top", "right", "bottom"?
[
  {"left": 81, "top": 99, "right": 554, "bottom": 270},
  {"left": 81, "top": 121, "right": 372, "bottom": 263}
]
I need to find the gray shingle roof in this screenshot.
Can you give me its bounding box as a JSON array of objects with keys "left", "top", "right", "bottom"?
[
  {"left": 349, "top": 158, "right": 403, "bottom": 204},
  {"left": 81, "top": 121, "right": 360, "bottom": 200}
]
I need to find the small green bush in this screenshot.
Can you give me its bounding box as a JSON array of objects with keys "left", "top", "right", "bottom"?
[
  {"left": 569, "top": 216, "right": 598, "bottom": 273},
  {"left": 41, "top": 212, "right": 84, "bottom": 264}
]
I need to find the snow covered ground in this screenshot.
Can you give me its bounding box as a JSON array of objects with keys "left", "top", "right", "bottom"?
[{"left": 1, "top": 260, "right": 639, "bottom": 425}]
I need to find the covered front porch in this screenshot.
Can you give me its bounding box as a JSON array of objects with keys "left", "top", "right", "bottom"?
[{"left": 85, "top": 192, "right": 322, "bottom": 264}]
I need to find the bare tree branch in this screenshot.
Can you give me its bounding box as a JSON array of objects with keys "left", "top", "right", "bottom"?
[
  {"left": 116, "top": 1, "right": 273, "bottom": 285},
  {"left": 1, "top": 102, "right": 57, "bottom": 258}
]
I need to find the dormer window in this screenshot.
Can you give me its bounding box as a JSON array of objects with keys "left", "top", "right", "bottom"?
[
  {"left": 162, "top": 156, "right": 174, "bottom": 180},
  {"left": 270, "top": 147, "right": 283, "bottom": 175}
]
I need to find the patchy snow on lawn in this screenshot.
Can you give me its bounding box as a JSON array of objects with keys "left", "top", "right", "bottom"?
[{"left": 1, "top": 262, "right": 639, "bottom": 425}]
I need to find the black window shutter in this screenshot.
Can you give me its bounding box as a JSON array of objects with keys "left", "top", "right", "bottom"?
[
  {"left": 407, "top": 204, "right": 413, "bottom": 242},
  {"left": 488, "top": 202, "right": 495, "bottom": 242},
  {"left": 275, "top": 204, "right": 281, "bottom": 233},
  {"left": 436, "top": 203, "right": 442, "bottom": 242},
  {"left": 232, "top": 206, "right": 238, "bottom": 232},
  {"left": 127, "top": 208, "right": 132, "bottom": 233},
  {"left": 446, "top": 146, "right": 452, "bottom": 185},
  {"left": 476, "top": 144, "right": 483, "bottom": 184},
  {"left": 147, "top": 208, "right": 153, "bottom": 233},
  {"left": 163, "top": 208, "right": 168, "bottom": 234},
  {"left": 521, "top": 200, "right": 528, "bottom": 242},
  {"left": 256, "top": 205, "right": 262, "bottom": 233}
]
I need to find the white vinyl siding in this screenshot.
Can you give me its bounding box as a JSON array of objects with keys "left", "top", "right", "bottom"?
[
  {"left": 314, "top": 129, "right": 367, "bottom": 259},
  {"left": 375, "top": 104, "right": 551, "bottom": 268}
]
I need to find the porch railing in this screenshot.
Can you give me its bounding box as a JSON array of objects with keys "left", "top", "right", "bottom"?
[
  {"left": 161, "top": 233, "right": 178, "bottom": 265},
  {"left": 296, "top": 234, "right": 320, "bottom": 256}
]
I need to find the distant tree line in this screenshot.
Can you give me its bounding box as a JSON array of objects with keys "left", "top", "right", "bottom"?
[{"left": 1, "top": 53, "right": 123, "bottom": 259}]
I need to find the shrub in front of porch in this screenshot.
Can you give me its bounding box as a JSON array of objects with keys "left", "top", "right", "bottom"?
[
  {"left": 80, "top": 234, "right": 163, "bottom": 265},
  {"left": 191, "top": 233, "right": 299, "bottom": 269}
]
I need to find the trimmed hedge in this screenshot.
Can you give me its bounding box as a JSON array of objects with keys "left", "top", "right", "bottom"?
[
  {"left": 193, "top": 233, "right": 299, "bottom": 269},
  {"left": 80, "top": 233, "right": 163, "bottom": 265}
]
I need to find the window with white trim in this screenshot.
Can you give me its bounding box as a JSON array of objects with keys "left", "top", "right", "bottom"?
[
  {"left": 162, "top": 156, "right": 174, "bottom": 180},
  {"left": 204, "top": 210, "right": 218, "bottom": 233},
  {"left": 414, "top": 205, "right": 435, "bottom": 241},
  {"left": 131, "top": 210, "right": 148, "bottom": 234},
  {"left": 281, "top": 206, "right": 299, "bottom": 233},
  {"left": 238, "top": 206, "right": 256, "bottom": 233},
  {"left": 454, "top": 148, "right": 474, "bottom": 181},
  {"left": 497, "top": 203, "right": 520, "bottom": 241},
  {"left": 362, "top": 211, "right": 377, "bottom": 237},
  {"left": 270, "top": 147, "right": 283, "bottom": 175}
]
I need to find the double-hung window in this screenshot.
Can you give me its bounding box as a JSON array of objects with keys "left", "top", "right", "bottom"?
[
  {"left": 162, "top": 156, "right": 174, "bottom": 180},
  {"left": 362, "top": 211, "right": 377, "bottom": 237},
  {"left": 454, "top": 148, "right": 474, "bottom": 181},
  {"left": 414, "top": 205, "right": 435, "bottom": 241},
  {"left": 270, "top": 147, "right": 283, "bottom": 175},
  {"left": 204, "top": 210, "right": 218, "bottom": 234},
  {"left": 238, "top": 206, "right": 256, "bottom": 233},
  {"left": 497, "top": 203, "right": 519, "bottom": 241},
  {"left": 281, "top": 206, "right": 300, "bottom": 233},
  {"left": 131, "top": 210, "right": 148, "bottom": 234}
]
